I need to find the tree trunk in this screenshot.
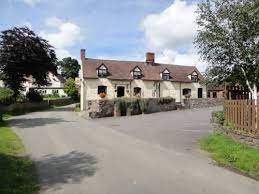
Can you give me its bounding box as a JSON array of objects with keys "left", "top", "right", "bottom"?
[{"left": 252, "top": 84, "right": 258, "bottom": 131}]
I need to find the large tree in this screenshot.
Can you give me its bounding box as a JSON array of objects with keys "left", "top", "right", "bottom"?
[
  {"left": 195, "top": 0, "right": 259, "bottom": 99},
  {"left": 58, "top": 57, "right": 80, "bottom": 79},
  {"left": 0, "top": 27, "right": 57, "bottom": 97}
]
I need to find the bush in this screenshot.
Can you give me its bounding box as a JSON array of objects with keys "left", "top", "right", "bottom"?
[
  {"left": 212, "top": 111, "right": 225, "bottom": 125},
  {"left": 26, "top": 90, "right": 43, "bottom": 102},
  {"left": 158, "top": 97, "right": 175, "bottom": 105},
  {"left": 0, "top": 87, "right": 14, "bottom": 105},
  {"left": 64, "top": 78, "right": 79, "bottom": 101},
  {"left": 139, "top": 98, "right": 149, "bottom": 113}
]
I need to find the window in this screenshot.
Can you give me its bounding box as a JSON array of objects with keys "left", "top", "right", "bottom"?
[
  {"left": 213, "top": 92, "right": 217, "bottom": 98},
  {"left": 183, "top": 88, "right": 191, "bottom": 96},
  {"left": 190, "top": 72, "right": 198, "bottom": 82},
  {"left": 132, "top": 66, "right": 142, "bottom": 79},
  {"left": 52, "top": 89, "right": 59, "bottom": 95},
  {"left": 97, "top": 64, "right": 108, "bottom": 77},
  {"left": 207, "top": 92, "right": 211, "bottom": 98},
  {"left": 98, "top": 85, "right": 107, "bottom": 94},
  {"left": 161, "top": 69, "right": 170, "bottom": 80},
  {"left": 191, "top": 75, "right": 198, "bottom": 82},
  {"left": 133, "top": 87, "right": 141, "bottom": 97},
  {"left": 198, "top": 88, "right": 203, "bottom": 98}
]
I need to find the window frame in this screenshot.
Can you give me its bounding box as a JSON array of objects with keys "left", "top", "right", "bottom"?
[
  {"left": 97, "top": 85, "right": 107, "bottom": 94},
  {"left": 161, "top": 68, "right": 170, "bottom": 80},
  {"left": 213, "top": 91, "right": 217, "bottom": 98},
  {"left": 132, "top": 66, "right": 142, "bottom": 79},
  {"left": 133, "top": 87, "right": 142, "bottom": 97},
  {"left": 183, "top": 88, "right": 191, "bottom": 96},
  {"left": 97, "top": 64, "right": 108, "bottom": 77},
  {"left": 190, "top": 72, "right": 198, "bottom": 82}
]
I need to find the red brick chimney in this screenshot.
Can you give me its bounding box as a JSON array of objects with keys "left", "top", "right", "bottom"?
[
  {"left": 80, "top": 49, "right": 86, "bottom": 62},
  {"left": 146, "top": 52, "right": 155, "bottom": 64}
]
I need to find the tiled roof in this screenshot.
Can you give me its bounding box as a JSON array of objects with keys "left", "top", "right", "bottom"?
[{"left": 82, "top": 58, "right": 203, "bottom": 83}]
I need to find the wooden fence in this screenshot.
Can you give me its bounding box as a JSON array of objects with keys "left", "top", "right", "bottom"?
[
  {"left": 224, "top": 100, "right": 259, "bottom": 134},
  {"left": 225, "top": 85, "right": 251, "bottom": 100}
]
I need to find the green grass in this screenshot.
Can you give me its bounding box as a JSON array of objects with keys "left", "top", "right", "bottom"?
[
  {"left": 0, "top": 121, "right": 39, "bottom": 194},
  {"left": 199, "top": 133, "right": 259, "bottom": 180}
]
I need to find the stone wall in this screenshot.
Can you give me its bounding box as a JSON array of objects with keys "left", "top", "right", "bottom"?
[
  {"left": 47, "top": 98, "right": 75, "bottom": 106},
  {"left": 145, "top": 98, "right": 177, "bottom": 113},
  {"left": 184, "top": 98, "right": 224, "bottom": 109},
  {"left": 82, "top": 98, "right": 177, "bottom": 119},
  {"left": 212, "top": 123, "right": 259, "bottom": 147},
  {"left": 87, "top": 100, "right": 115, "bottom": 118},
  {"left": 7, "top": 101, "right": 49, "bottom": 114}
]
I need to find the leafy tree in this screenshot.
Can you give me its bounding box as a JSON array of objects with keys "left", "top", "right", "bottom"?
[
  {"left": 58, "top": 57, "right": 80, "bottom": 79},
  {"left": 64, "top": 78, "right": 78, "bottom": 100},
  {"left": 0, "top": 87, "right": 14, "bottom": 105},
  {"left": 26, "top": 90, "right": 43, "bottom": 102},
  {"left": 0, "top": 27, "right": 57, "bottom": 98},
  {"left": 195, "top": 0, "right": 259, "bottom": 99}
]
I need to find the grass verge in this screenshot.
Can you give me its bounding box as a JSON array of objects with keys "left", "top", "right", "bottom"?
[
  {"left": 0, "top": 121, "right": 39, "bottom": 194},
  {"left": 199, "top": 133, "right": 259, "bottom": 180}
]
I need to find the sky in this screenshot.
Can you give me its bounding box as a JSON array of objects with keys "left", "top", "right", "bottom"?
[{"left": 1, "top": 0, "right": 206, "bottom": 71}]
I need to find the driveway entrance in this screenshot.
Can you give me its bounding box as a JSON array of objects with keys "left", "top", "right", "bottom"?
[{"left": 9, "top": 106, "right": 259, "bottom": 194}]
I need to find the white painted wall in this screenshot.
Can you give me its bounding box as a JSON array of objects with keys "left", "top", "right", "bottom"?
[
  {"left": 0, "top": 80, "right": 4, "bottom": 87},
  {"left": 82, "top": 78, "right": 207, "bottom": 104},
  {"left": 22, "top": 73, "right": 67, "bottom": 97}
]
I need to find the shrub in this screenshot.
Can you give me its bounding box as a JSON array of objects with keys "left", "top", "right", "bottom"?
[
  {"left": 64, "top": 78, "right": 79, "bottom": 101},
  {"left": 115, "top": 98, "right": 127, "bottom": 116},
  {"left": 0, "top": 87, "right": 14, "bottom": 105},
  {"left": 26, "top": 90, "right": 43, "bottom": 102},
  {"left": 212, "top": 111, "right": 225, "bottom": 125},
  {"left": 139, "top": 98, "right": 149, "bottom": 113},
  {"left": 158, "top": 97, "right": 175, "bottom": 105}
]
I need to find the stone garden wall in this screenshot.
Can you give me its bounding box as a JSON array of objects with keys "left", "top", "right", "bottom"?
[
  {"left": 184, "top": 98, "right": 224, "bottom": 109},
  {"left": 211, "top": 111, "right": 259, "bottom": 147},
  {"left": 82, "top": 98, "right": 177, "bottom": 119}
]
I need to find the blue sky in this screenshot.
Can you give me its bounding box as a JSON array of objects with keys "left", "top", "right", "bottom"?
[{"left": 1, "top": 0, "right": 205, "bottom": 71}]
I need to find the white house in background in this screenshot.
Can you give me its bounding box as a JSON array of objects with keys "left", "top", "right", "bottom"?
[
  {"left": 80, "top": 49, "right": 207, "bottom": 110},
  {"left": 0, "top": 80, "right": 4, "bottom": 87},
  {"left": 23, "top": 73, "right": 67, "bottom": 97}
]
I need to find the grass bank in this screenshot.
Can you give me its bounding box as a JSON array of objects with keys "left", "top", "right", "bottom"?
[
  {"left": 199, "top": 133, "right": 259, "bottom": 180},
  {"left": 0, "top": 121, "right": 39, "bottom": 194}
]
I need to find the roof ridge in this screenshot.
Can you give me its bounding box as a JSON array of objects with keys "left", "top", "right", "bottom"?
[{"left": 86, "top": 58, "right": 196, "bottom": 68}]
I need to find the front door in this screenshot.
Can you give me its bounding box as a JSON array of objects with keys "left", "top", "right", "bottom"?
[
  {"left": 117, "top": 86, "right": 125, "bottom": 97},
  {"left": 198, "top": 88, "right": 203, "bottom": 98}
]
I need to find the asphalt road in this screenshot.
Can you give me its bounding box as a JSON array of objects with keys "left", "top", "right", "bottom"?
[{"left": 9, "top": 107, "right": 259, "bottom": 194}]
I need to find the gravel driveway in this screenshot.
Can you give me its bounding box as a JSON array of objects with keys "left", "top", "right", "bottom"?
[{"left": 9, "top": 106, "right": 259, "bottom": 194}]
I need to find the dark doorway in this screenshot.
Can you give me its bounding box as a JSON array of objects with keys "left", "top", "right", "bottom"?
[
  {"left": 198, "top": 88, "right": 203, "bottom": 98},
  {"left": 117, "top": 86, "right": 125, "bottom": 97}
]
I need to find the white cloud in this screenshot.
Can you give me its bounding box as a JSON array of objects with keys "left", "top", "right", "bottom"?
[
  {"left": 142, "top": 0, "right": 206, "bottom": 72},
  {"left": 16, "top": 0, "right": 44, "bottom": 6},
  {"left": 40, "top": 17, "right": 82, "bottom": 59}
]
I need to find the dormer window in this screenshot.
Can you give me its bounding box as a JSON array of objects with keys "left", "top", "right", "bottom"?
[
  {"left": 191, "top": 72, "right": 198, "bottom": 82},
  {"left": 97, "top": 64, "right": 108, "bottom": 77},
  {"left": 161, "top": 69, "right": 170, "bottom": 80},
  {"left": 132, "top": 66, "right": 142, "bottom": 79}
]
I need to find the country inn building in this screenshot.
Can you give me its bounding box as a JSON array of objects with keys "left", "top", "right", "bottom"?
[{"left": 80, "top": 49, "right": 207, "bottom": 110}]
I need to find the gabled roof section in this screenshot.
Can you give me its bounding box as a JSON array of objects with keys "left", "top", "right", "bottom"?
[
  {"left": 132, "top": 66, "right": 142, "bottom": 72},
  {"left": 82, "top": 58, "right": 203, "bottom": 82},
  {"left": 97, "top": 63, "right": 108, "bottom": 70},
  {"left": 162, "top": 68, "right": 170, "bottom": 74}
]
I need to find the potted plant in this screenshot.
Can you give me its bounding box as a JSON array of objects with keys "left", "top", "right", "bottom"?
[
  {"left": 99, "top": 92, "right": 107, "bottom": 98},
  {"left": 184, "top": 93, "right": 191, "bottom": 99}
]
